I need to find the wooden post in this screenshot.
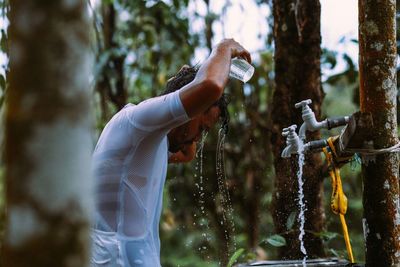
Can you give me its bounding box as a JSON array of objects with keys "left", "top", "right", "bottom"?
[{"left": 359, "top": 0, "right": 400, "bottom": 265}]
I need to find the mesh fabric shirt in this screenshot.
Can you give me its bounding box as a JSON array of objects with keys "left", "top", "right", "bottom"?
[{"left": 91, "top": 90, "right": 190, "bottom": 267}]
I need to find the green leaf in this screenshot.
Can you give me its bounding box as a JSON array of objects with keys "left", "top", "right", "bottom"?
[
  {"left": 286, "top": 211, "right": 297, "bottom": 230},
  {"left": 315, "top": 231, "right": 339, "bottom": 241},
  {"left": 265, "top": 234, "right": 286, "bottom": 247},
  {"left": 227, "top": 248, "right": 245, "bottom": 267},
  {"left": 329, "top": 248, "right": 340, "bottom": 258}
]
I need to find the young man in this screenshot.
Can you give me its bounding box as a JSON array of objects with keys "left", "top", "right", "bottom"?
[{"left": 91, "top": 39, "right": 251, "bottom": 267}]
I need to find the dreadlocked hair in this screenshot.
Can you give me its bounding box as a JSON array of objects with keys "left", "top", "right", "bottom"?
[
  {"left": 215, "top": 93, "right": 230, "bottom": 134},
  {"left": 162, "top": 66, "right": 198, "bottom": 96},
  {"left": 161, "top": 65, "right": 231, "bottom": 133}
]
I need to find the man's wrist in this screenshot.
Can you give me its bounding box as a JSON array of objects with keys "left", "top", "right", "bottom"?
[{"left": 212, "top": 43, "right": 232, "bottom": 58}]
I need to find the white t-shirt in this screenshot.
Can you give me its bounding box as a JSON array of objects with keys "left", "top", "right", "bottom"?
[{"left": 91, "top": 90, "right": 190, "bottom": 267}]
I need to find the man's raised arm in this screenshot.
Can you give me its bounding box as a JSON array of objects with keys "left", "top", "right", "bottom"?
[{"left": 179, "top": 39, "right": 251, "bottom": 118}]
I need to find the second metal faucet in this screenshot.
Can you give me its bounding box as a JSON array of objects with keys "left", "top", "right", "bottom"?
[{"left": 295, "top": 99, "right": 350, "bottom": 141}]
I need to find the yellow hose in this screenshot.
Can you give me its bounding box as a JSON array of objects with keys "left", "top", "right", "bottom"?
[
  {"left": 340, "top": 214, "right": 354, "bottom": 263},
  {"left": 323, "top": 138, "right": 354, "bottom": 263}
]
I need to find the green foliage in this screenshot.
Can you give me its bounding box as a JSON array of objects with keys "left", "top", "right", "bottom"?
[
  {"left": 91, "top": 0, "right": 197, "bottom": 125},
  {"left": 227, "top": 248, "right": 245, "bottom": 267},
  {"left": 116, "top": 0, "right": 197, "bottom": 93},
  {"left": 314, "top": 231, "right": 340, "bottom": 242},
  {"left": 286, "top": 211, "right": 297, "bottom": 231},
  {"left": 264, "top": 234, "right": 286, "bottom": 247}
]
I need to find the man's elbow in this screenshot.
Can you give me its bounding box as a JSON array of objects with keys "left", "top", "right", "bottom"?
[
  {"left": 199, "top": 78, "right": 224, "bottom": 101},
  {"left": 179, "top": 76, "right": 225, "bottom": 117}
]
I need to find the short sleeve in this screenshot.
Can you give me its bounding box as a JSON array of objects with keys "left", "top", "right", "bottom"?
[{"left": 125, "top": 90, "right": 190, "bottom": 132}]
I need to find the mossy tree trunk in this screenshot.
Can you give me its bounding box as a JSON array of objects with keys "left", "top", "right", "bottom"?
[
  {"left": 358, "top": 0, "right": 400, "bottom": 266},
  {"left": 271, "top": 0, "right": 326, "bottom": 259},
  {"left": 2, "top": 1, "right": 93, "bottom": 267}
]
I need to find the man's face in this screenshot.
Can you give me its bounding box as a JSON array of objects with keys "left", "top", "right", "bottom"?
[{"left": 168, "top": 106, "right": 221, "bottom": 154}]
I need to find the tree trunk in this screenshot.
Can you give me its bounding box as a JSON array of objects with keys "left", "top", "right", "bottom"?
[
  {"left": 2, "top": 1, "right": 93, "bottom": 267},
  {"left": 358, "top": 0, "right": 400, "bottom": 266},
  {"left": 99, "top": 2, "right": 127, "bottom": 111},
  {"left": 244, "top": 169, "right": 261, "bottom": 249},
  {"left": 271, "top": 0, "right": 326, "bottom": 259}
]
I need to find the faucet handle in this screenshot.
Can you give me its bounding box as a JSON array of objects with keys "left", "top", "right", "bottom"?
[
  {"left": 282, "top": 125, "right": 297, "bottom": 136},
  {"left": 283, "top": 125, "right": 297, "bottom": 133},
  {"left": 295, "top": 99, "right": 312, "bottom": 109}
]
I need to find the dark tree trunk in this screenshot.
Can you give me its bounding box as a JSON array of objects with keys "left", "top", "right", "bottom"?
[
  {"left": 271, "top": 0, "right": 326, "bottom": 259},
  {"left": 203, "top": 0, "right": 214, "bottom": 52},
  {"left": 244, "top": 168, "right": 262, "bottom": 250},
  {"left": 358, "top": 0, "right": 400, "bottom": 266},
  {"left": 97, "top": 3, "right": 127, "bottom": 113},
  {"left": 3, "top": 1, "right": 93, "bottom": 267}
]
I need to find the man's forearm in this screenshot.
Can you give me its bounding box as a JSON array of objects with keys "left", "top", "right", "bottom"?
[{"left": 195, "top": 44, "right": 232, "bottom": 90}]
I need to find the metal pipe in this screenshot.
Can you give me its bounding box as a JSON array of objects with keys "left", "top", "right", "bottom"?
[{"left": 303, "top": 139, "right": 328, "bottom": 152}]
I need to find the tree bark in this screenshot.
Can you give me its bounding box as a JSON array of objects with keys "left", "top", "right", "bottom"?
[
  {"left": 271, "top": 0, "right": 326, "bottom": 259},
  {"left": 358, "top": 0, "right": 400, "bottom": 266},
  {"left": 3, "top": 1, "right": 93, "bottom": 267}
]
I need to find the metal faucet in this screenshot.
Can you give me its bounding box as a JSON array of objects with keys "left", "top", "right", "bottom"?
[
  {"left": 281, "top": 125, "right": 303, "bottom": 158},
  {"left": 295, "top": 99, "right": 350, "bottom": 141}
]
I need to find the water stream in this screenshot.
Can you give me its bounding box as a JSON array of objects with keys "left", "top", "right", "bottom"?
[
  {"left": 296, "top": 142, "right": 307, "bottom": 266},
  {"left": 216, "top": 128, "right": 237, "bottom": 257},
  {"left": 192, "top": 129, "right": 237, "bottom": 262},
  {"left": 194, "top": 131, "right": 212, "bottom": 257}
]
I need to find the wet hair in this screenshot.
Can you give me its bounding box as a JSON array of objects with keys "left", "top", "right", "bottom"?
[{"left": 161, "top": 66, "right": 230, "bottom": 133}]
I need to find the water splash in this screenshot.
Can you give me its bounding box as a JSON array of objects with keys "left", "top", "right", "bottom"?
[
  {"left": 216, "top": 128, "right": 236, "bottom": 257},
  {"left": 296, "top": 141, "right": 307, "bottom": 266}
]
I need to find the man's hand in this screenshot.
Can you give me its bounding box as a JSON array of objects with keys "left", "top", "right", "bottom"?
[
  {"left": 168, "top": 142, "right": 196, "bottom": 163},
  {"left": 179, "top": 38, "right": 251, "bottom": 118},
  {"left": 213, "top": 38, "right": 252, "bottom": 64}
]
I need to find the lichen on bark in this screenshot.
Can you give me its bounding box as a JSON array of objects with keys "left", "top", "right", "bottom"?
[{"left": 359, "top": 0, "right": 400, "bottom": 266}]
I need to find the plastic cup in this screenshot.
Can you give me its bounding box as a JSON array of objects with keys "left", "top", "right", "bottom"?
[{"left": 229, "top": 58, "right": 255, "bottom": 83}]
